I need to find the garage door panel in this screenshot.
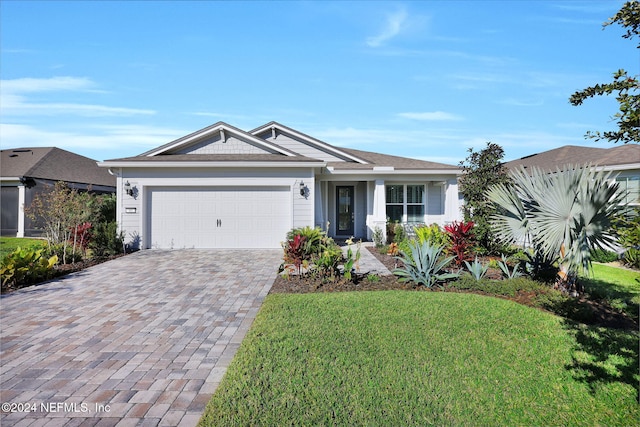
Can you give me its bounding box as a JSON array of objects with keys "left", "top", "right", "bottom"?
[{"left": 148, "top": 186, "right": 291, "bottom": 249}]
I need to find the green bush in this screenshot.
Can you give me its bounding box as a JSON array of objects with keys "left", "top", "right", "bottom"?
[
  {"left": 312, "top": 244, "right": 343, "bottom": 279},
  {"left": 1, "top": 247, "right": 58, "bottom": 291},
  {"left": 393, "top": 223, "right": 406, "bottom": 244},
  {"left": 372, "top": 226, "right": 385, "bottom": 247},
  {"left": 623, "top": 248, "right": 640, "bottom": 269},
  {"left": 89, "top": 222, "right": 124, "bottom": 257},
  {"left": 414, "top": 223, "right": 450, "bottom": 247},
  {"left": 286, "top": 226, "right": 325, "bottom": 258},
  {"left": 450, "top": 275, "right": 549, "bottom": 298},
  {"left": 47, "top": 243, "right": 83, "bottom": 264},
  {"left": 590, "top": 248, "right": 619, "bottom": 263}
]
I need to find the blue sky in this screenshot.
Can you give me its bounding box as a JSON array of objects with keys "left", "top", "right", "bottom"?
[{"left": 0, "top": 1, "right": 635, "bottom": 164}]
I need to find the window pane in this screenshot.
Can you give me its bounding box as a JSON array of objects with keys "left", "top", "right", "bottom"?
[
  {"left": 407, "top": 185, "right": 424, "bottom": 204},
  {"left": 386, "top": 205, "right": 403, "bottom": 223},
  {"left": 618, "top": 177, "right": 640, "bottom": 204},
  {"left": 628, "top": 177, "right": 639, "bottom": 204},
  {"left": 386, "top": 185, "right": 403, "bottom": 204},
  {"left": 407, "top": 205, "right": 424, "bottom": 223}
]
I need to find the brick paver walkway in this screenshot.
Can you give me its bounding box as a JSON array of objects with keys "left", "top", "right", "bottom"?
[{"left": 0, "top": 249, "right": 282, "bottom": 426}]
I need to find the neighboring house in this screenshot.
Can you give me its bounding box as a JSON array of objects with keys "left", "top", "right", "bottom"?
[
  {"left": 1, "top": 147, "right": 117, "bottom": 237},
  {"left": 505, "top": 144, "right": 640, "bottom": 211},
  {"left": 98, "top": 121, "right": 462, "bottom": 249}
]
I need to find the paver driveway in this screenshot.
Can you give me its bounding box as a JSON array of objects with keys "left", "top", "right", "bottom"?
[{"left": 0, "top": 249, "right": 282, "bottom": 427}]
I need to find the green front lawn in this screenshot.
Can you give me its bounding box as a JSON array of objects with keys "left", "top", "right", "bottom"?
[
  {"left": 581, "top": 263, "right": 640, "bottom": 320},
  {"left": 0, "top": 237, "right": 46, "bottom": 258},
  {"left": 200, "top": 291, "right": 639, "bottom": 426}
]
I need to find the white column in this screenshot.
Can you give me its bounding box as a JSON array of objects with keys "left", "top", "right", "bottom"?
[
  {"left": 314, "top": 180, "right": 324, "bottom": 229},
  {"left": 17, "top": 184, "right": 25, "bottom": 237},
  {"left": 370, "top": 179, "right": 387, "bottom": 240},
  {"left": 444, "top": 178, "right": 462, "bottom": 224}
]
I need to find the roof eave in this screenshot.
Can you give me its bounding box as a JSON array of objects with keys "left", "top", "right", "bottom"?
[
  {"left": 97, "top": 161, "right": 327, "bottom": 168},
  {"left": 324, "top": 167, "right": 462, "bottom": 176}
]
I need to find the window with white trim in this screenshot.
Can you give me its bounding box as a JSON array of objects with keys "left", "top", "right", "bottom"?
[
  {"left": 616, "top": 176, "right": 639, "bottom": 206},
  {"left": 386, "top": 184, "right": 425, "bottom": 223}
]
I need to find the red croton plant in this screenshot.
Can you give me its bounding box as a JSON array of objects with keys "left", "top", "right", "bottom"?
[{"left": 444, "top": 220, "right": 476, "bottom": 267}]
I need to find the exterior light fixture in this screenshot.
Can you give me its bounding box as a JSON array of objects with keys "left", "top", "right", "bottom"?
[
  {"left": 124, "top": 181, "right": 134, "bottom": 197},
  {"left": 300, "top": 181, "right": 309, "bottom": 198}
]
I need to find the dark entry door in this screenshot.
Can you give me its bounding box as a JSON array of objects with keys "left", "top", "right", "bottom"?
[{"left": 336, "top": 186, "right": 354, "bottom": 236}]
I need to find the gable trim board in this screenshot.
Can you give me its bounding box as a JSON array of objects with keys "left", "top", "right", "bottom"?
[{"left": 99, "top": 121, "right": 462, "bottom": 249}]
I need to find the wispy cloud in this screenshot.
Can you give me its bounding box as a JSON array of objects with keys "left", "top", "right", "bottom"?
[
  {"left": 366, "top": 8, "right": 409, "bottom": 47},
  {"left": 0, "top": 123, "right": 185, "bottom": 156},
  {"left": 397, "top": 111, "right": 463, "bottom": 121},
  {"left": 2, "top": 76, "right": 95, "bottom": 92},
  {"left": 1, "top": 76, "right": 155, "bottom": 117}
]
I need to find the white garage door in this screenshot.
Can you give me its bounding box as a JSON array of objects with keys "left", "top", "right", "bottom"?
[{"left": 147, "top": 186, "right": 291, "bottom": 249}]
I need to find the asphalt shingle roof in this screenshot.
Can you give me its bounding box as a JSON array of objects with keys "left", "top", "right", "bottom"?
[
  {"left": 1, "top": 147, "right": 116, "bottom": 187},
  {"left": 505, "top": 144, "right": 640, "bottom": 171}
]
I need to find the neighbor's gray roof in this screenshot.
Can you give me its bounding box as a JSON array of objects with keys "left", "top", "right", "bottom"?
[
  {"left": 1, "top": 147, "right": 116, "bottom": 187},
  {"left": 506, "top": 144, "right": 640, "bottom": 171}
]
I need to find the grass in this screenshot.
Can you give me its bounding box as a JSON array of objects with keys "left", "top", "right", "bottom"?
[
  {"left": 581, "top": 263, "right": 640, "bottom": 320},
  {"left": 200, "top": 291, "right": 639, "bottom": 426},
  {"left": 0, "top": 236, "right": 46, "bottom": 258}
]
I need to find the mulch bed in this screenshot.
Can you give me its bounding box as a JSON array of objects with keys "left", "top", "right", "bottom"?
[{"left": 270, "top": 246, "right": 638, "bottom": 331}]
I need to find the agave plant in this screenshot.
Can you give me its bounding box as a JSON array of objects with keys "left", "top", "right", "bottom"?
[
  {"left": 497, "top": 254, "right": 522, "bottom": 279},
  {"left": 464, "top": 256, "right": 489, "bottom": 281},
  {"left": 393, "top": 240, "right": 459, "bottom": 288},
  {"left": 486, "top": 164, "right": 627, "bottom": 281}
]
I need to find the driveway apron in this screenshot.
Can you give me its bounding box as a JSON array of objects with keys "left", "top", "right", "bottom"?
[{"left": 0, "top": 249, "right": 282, "bottom": 427}]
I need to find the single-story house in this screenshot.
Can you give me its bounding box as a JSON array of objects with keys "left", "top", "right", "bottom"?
[
  {"left": 505, "top": 144, "right": 640, "bottom": 210},
  {"left": 1, "top": 147, "right": 117, "bottom": 237},
  {"left": 98, "top": 121, "right": 463, "bottom": 249}
]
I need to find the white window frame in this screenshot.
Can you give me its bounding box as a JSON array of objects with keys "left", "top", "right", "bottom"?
[{"left": 385, "top": 184, "right": 426, "bottom": 224}]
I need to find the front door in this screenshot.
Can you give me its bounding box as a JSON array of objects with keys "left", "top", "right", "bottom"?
[{"left": 336, "top": 186, "right": 354, "bottom": 236}]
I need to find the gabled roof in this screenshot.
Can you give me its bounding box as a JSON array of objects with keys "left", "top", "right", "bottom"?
[
  {"left": 1, "top": 147, "right": 116, "bottom": 187},
  {"left": 250, "top": 121, "right": 369, "bottom": 164},
  {"left": 506, "top": 144, "right": 640, "bottom": 172},
  {"left": 140, "top": 122, "right": 298, "bottom": 157},
  {"left": 101, "top": 121, "right": 461, "bottom": 174}
]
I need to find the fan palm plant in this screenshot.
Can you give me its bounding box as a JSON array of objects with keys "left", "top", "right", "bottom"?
[{"left": 486, "top": 164, "right": 627, "bottom": 284}]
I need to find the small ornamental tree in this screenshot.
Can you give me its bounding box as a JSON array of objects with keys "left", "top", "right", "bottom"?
[
  {"left": 24, "top": 181, "right": 95, "bottom": 264},
  {"left": 458, "top": 142, "right": 511, "bottom": 253}
]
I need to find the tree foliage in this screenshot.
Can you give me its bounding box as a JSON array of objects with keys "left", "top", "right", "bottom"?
[
  {"left": 24, "top": 182, "right": 95, "bottom": 264},
  {"left": 569, "top": 1, "right": 640, "bottom": 143},
  {"left": 486, "top": 165, "right": 627, "bottom": 279},
  {"left": 458, "top": 142, "right": 511, "bottom": 252}
]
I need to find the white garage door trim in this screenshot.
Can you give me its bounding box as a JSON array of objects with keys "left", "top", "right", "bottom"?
[{"left": 146, "top": 186, "right": 291, "bottom": 249}]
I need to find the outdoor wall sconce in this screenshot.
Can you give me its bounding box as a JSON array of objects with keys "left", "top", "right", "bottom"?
[
  {"left": 299, "top": 181, "right": 309, "bottom": 197},
  {"left": 124, "top": 181, "right": 135, "bottom": 197}
]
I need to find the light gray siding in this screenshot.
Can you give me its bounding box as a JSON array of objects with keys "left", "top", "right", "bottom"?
[
  {"left": 175, "top": 134, "right": 271, "bottom": 155},
  {"left": 260, "top": 132, "right": 347, "bottom": 162}
]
